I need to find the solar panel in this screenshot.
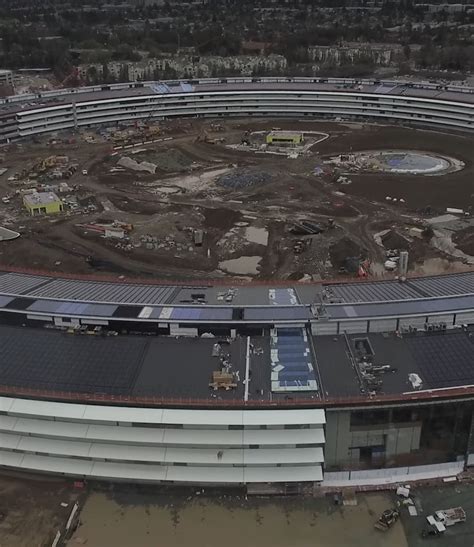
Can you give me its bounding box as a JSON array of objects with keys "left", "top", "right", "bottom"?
[
  {"left": 56, "top": 302, "right": 89, "bottom": 315},
  {"left": 276, "top": 328, "right": 304, "bottom": 337},
  {"left": 275, "top": 337, "right": 306, "bottom": 345},
  {"left": 275, "top": 346, "right": 307, "bottom": 354},
  {"left": 271, "top": 327, "right": 317, "bottom": 393},
  {"left": 83, "top": 303, "right": 118, "bottom": 317},
  {"left": 27, "top": 299, "right": 63, "bottom": 313},
  {"left": 171, "top": 308, "right": 202, "bottom": 320},
  {"left": 199, "top": 308, "right": 234, "bottom": 321},
  {"left": 279, "top": 372, "right": 310, "bottom": 381}
]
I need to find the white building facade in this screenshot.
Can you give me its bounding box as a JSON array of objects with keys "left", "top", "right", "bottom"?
[{"left": 0, "top": 397, "right": 326, "bottom": 484}]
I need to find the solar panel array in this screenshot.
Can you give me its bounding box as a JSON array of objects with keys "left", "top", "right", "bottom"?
[
  {"left": 0, "top": 271, "right": 472, "bottom": 326},
  {"left": 271, "top": 327, "right": 318, "bottom": 393},
  {"left": 158, "top": 307, "right": 233, "bottom": 321},
  {"left": 408, "top": 273, "right": 474, "bottom": 298},
  {"left": 0, "top": 327, "right": 147, "bottom": 394},
  {"left": 27, "top": 300, "right": 118, "bottom": 317},
  {"left": 28, "top": 278, "right": 178, "bottom": 305},
  {"left": 323, "top": 282, "right": 421, "bottom": 303},
  {"left": 405, "top": 333, "right": 474, "bottom": 389},
  {"left": 323, "top": 272, "right": 474, "bottom": 304},
  {"left": 327, "top": 294, "right": 474, "bottom": 320},
  {"left": 0, "top": 273, "right": 48, "bottom": 295},
  {"left": 244, "top": 307, "right": 311, "bottom": 321}
]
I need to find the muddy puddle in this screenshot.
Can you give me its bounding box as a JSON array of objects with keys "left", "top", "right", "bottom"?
[
  {"left": 219, "top": 256, "right": 262, "bottom": 275},
  {"left": 159, "top": 167, "right": 231, "bottom": 192},
  {"left": 244, "top": 227, "right": 268, "bottom": 246},
  {"left": 69, "top": 491, "right": 407, "bottom": 547},
  {"left": 330, "top": 150, "right": 464, "bottom": 176}
]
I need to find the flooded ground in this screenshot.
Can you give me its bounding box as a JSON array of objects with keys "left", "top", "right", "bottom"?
[
  {"left": 335, "top": 150, "right": 464, "bottom": 175},
  {"left": 2, "top": 473, "right": 474, "bottom": 547},
  {"left": 368, "top": 150, "right": 458, "bottom": 175},
  {"left": 68, "top": 491, "right": 407, "bottom": 547}
]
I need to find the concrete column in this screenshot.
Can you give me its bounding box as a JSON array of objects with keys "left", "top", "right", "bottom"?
[
  {"left": 72, "top": 101, "right": 78, "bottom": 130},
  {"left": 325, "top": 410, "right": 351, "bottom": 467}
]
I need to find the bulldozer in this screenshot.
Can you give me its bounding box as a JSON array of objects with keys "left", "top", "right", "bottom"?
[
  {"left": 374, "top": 509, "right": 400, "bottom": 531},
  {"left": 37, "top": 156, "right": 59, "bottom": 172}
]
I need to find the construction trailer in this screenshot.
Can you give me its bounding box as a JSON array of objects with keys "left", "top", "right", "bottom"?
[
  {"left": 193, "top": 229, "right": 204, "bottom": 246},
  {"left": 266, "top": 131, "right": 304, "bottom": 146},
  {"left": 23, "top": 191, "right": 63, "bottom": 216}
]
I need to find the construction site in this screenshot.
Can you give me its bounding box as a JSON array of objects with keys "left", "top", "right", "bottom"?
[
  {"left": 2, "top": 473, "right": 474, "bottom": 547},
  {"left": 0, "top": 118, "right": 472, "bottom": 281}
]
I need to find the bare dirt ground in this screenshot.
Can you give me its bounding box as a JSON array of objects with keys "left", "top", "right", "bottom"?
[
  {"left": 315, "top": 124, "right": 474, "bottom": 210},
  {"left": 454, "top": 226, "right": 474, "bottom": 256},
  {"left": 0, "top": 119, "right": 472, "bottom": 281},
  {"left": 0, "top": 473, "right": 81, "bottom": 547}
]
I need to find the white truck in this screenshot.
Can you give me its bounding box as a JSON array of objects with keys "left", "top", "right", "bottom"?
[
  {"left": 434, "top": 507, "right": 466, "bottom": 526},
  {"left": 426, "top": 506, "right": 466, "bottom": 533}
]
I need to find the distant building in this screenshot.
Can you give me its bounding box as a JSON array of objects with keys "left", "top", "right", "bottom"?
[
  {"left": 193, "top": 229, "right": 204, "bottom": 246},
  {"left": 266, "top": 131, "right": 304, "bottom": 146},
  {"left": 241, "top": 41, "right": 271, "bottom": 56},
  {"left": 79, "top": 54, "right": 288, "bottom": 83},
  {"left": 23, "top": 192, "right": 63, "bottom": 216},
  {"left": 0, "top": 70, "right": 14, "bottom": 97},
  {"left": 0, "top": 70, "right": 13, "bottom": 88}
]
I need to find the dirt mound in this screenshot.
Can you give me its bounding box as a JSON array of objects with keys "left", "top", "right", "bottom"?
[
  {"left": 117, "top": 156, "right": 157, "bottom": 174},
  {"left": 318, "top": 203, "right": 359, "bottom": 218},
  {"left": 453, "top": 226, "right": 474, "bottom": 256},
  {"left": 329, "top": 237, "right": 365, "bottom": 271},
  {"left": 381, "top": 230, "right": 410, "bottom": 250},
  {"left": 144, "top": 148, "right": 192, "bottom": 172},
  {"left": 203, "top": 208, "right": 242, "bottom": 230}
]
